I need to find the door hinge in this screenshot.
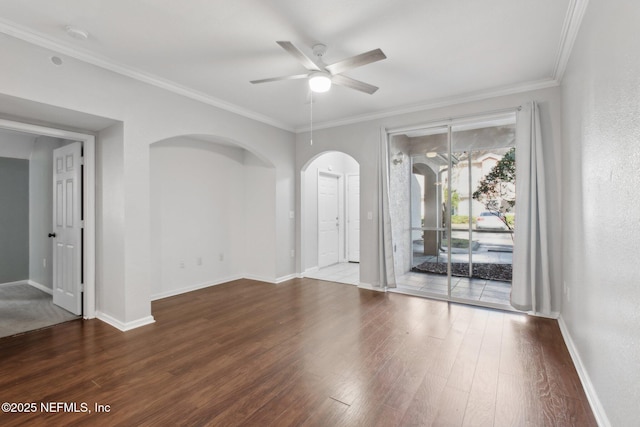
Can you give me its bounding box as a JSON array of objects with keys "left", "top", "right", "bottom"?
[
  {"left": 80, "top": 283, "right": 85, "bottom": 292},
  {"left": 79, "top": 156, "right": 85, "bottom": 165},
  {"left": 80, "top": 220, "right": 85, "bottom": 228}
]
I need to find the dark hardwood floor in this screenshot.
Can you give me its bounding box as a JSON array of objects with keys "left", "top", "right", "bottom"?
[{"left": 0, "top": 278, "right": 596, "bottom": 426}]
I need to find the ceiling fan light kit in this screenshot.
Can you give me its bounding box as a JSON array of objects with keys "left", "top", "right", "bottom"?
[
  {"left": 309, "top": 72, "right": 332, "bottom": 93},
  {"left": 251, "top": 41, "right": 386, "bottom": 95}
]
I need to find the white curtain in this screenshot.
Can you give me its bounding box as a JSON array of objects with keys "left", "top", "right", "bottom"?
[
  {"left": 511, "top": 102, "right": 551, "bottom": 314},
  {"left": 377, "top": 128, "right": 396, "bottom": 289}
]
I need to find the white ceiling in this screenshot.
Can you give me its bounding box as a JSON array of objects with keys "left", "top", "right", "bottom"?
[{"left": 0, "top": 0, "right": 581, "bottom": 132}]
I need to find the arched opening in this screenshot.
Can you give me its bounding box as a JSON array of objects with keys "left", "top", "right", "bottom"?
[
  {"left": 149, "top": 134, "right": 276, "bottom": 299},
  {"left": 301, "top": 151, "right": 360, "bottom": 286}
]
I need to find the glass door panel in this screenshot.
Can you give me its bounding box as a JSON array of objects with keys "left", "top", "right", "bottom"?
[
  {"left": 406, "top": 126, "right": 449, "bottom": 297},
  {"left": 450, "top": 118, "right": 516, "bottom": 306}
]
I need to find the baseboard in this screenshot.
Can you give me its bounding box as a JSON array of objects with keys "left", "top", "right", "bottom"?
[
  {"left": 243, "top": 274, "right": 278, "bottom": 284},
  {"left": 96, "top": 311, "right": 156, "bottom": 332},
  {"left": 304, "top": 266, "right": 319, "bottom": 275},
  {"left": 151, "top": 275, "right": 243, "bottom": 301},
  {"left": 153, "top": 274, "right": 299, "bottom": 297},
  {"left": 358, "top": 282, "right": 386, "bottom": 292},
  {"left": 27, "top": 280, "right": 53, "bottom": 295},
  {"left": 558, "top": 316, "right": 611, "bottom": 427},
  {"left": 530, "top": 310, "right": 560, "bottom": 319},
  {"left": 275, "top": 273, "right": 298, "bottom": 284},
  {"left": 0, "top": 279, "right": 29, "bottom": 287}
]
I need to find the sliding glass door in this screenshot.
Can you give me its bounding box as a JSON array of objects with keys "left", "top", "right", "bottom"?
[
  {"left": 394, "top": 114, "right": 516, "bottom": 309},
  {"left": 448, "top": 122, "right": 515, "bottom": 306},
  {"left": 408, "top": 126, "right": 450, "bottom": 296}
]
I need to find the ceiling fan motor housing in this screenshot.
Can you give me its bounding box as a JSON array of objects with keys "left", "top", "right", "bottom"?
[{"left": 312, "top": 44, "right": 327, "bottom": 58}]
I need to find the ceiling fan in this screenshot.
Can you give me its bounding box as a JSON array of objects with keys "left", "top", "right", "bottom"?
[{"left": 250, "top": 41, "right": 386, "bottom": 94}]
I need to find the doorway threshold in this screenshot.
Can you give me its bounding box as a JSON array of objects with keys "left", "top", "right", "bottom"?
[
  {"left": 304, "top": 262, "right": 359, "bottom": 286},
  {"left": 390, "top": 284, "right": 520, "bottom": 313}
]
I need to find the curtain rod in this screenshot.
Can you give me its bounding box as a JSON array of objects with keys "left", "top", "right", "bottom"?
[{"left": 386, "top": 105, "right": 523, "bottom": 136}]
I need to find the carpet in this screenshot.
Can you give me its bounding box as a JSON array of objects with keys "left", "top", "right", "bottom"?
[{"left": 0, "top": 283, "right": 80, "bottom": 339}]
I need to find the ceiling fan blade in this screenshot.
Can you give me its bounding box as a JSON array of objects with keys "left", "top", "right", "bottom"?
[
  {"left": 250, "top": 73, "right": 309, "bottom": 84},
  {"left": 332, "top": 74, "right": 379, "bottom": 94},
  {"left": 276, "top": 41, "right": 321, "bottom": 71},
  {"left": 325, "top": 48, "right": 386, "bottom": 75}
]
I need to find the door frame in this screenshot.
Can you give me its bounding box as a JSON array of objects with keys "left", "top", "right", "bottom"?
[
  {"left": 317, "top": 170, "right": 344, "bottom": 267},
  {"left": 346, "top": 173, "right": 360, "bottom": 263},
  {"left": 0, "top": 118, "right": 96, "bottom": 319}
]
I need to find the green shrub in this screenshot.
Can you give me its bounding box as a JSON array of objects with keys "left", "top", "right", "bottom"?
[
  {"left": 505, "top": 213, "right": 515, "bottom": 227},
  {"left": 451, "top": 215, "right": 467, "bottom": 224},
  {"left": 451, "top": 215, "right": 476, "bottom": 224}
]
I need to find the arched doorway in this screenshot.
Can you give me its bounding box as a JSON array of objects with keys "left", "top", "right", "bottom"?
[{"left": 301, "top": 151, "right": 360, "bottom": 285}]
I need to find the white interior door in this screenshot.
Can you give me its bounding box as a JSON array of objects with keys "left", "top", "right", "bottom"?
[
  {"left": 347, "top": 174, "right": 360, "bottom": 262},
  {"left": 318, "top": 173, "right": 339, "bottom": 268},
  {"left": 52, "top": 142, "right": 82, "bottom": 315}
]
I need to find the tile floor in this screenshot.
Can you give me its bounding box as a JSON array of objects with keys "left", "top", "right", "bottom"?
[
  {"left": 305, "top": 261, "right": 513, "bottom": 309},
  {"left": 304, "top": 262, "right": 360, "bottom": 285},
  {"left": 396, "top": 270, "right": 513, "bottom": 307}
]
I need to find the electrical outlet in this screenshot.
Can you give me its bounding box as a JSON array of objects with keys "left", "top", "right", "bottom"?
[
  {"left": 43, "top": 258, "right": 46, "bottom": 268},
  {"left": 289, "top": 211, "right": 295, "bottom": 219},
  {"left": 179, "top": 261, "right": 185, "bottom": 269},
  {"left": 290, "top": 249, "right": 295, "bottom": 258},
  {"left": 367, "top": 211, "right": 373, "bottom": 220},
  {"left": 219, "top": 253, "right": 224, "bottom": 261},
  {"left": 197, "top": 257, "right": 202, "bottom": 266}
]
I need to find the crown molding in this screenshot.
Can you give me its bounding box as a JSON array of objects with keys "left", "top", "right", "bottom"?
[
  {"left": 0, "top": 0, "right": 588, "bottom": 135},
  {"left": 296, "top": 78, "right": 560, "bottom": 133},
  {"left": 0, "top": 18, "right": 294, "bottom": 132},
  {"left": 552, "top": 0, "right": 590, "bottom": 81}
]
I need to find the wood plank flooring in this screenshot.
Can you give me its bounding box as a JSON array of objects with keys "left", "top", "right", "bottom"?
[{"left": 0, "top": 278, "right": 596, "bottom": 426}]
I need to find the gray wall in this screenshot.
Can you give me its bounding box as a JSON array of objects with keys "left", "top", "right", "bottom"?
[
  {"left": 0, "top": 157, "right": 29, "bottom": 283},
  {"left": 29, "top": 136, "right": 65, "bottom": 289},
  {"left": 560, "top": 1, "right": 640, "bottom": 425}
]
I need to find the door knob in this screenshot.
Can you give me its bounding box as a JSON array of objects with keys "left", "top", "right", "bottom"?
[{"left": 48, "top": 233, "right": 56, "bottom": 238}]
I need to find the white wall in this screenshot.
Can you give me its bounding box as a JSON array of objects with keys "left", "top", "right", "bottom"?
[
  {"left": 296, "top": 86, "right": 563, "bottom": 297},
  {"left": 244, "top": 150, "right": 277, "bottom": 281},
  {"left": 560, "top": 1, "right": 640, "bottom": 425},
  {"left": 28, "top": 136, "right": 66, "bottom": 289},
  {"left": 96, "top": 123, "right": 126, "bottom": 322},
  {"left": 302, "top": 151, "right": 359, "bottom": 271},
  {"left": 1, "top": 35, "right": 295, "bottom": 326},
  {"left": 150, "top": 137, "right": 275, "bottom": 298}
]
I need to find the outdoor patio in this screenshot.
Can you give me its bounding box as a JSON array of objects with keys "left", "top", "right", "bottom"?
[{"left": 395, "top": 234, "right": 514, "bottom": 307}]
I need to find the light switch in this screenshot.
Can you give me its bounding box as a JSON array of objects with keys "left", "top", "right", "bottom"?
[{"left": 367, "top": 212, "right": 373, "bottom": 220}]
